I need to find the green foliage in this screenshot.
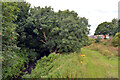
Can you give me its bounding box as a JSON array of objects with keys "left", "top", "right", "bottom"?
[
  {"left": 17, "top": 6, "right": 90, "bottom": 54},
  {"left": 14, "top": 2, "right": 31, "bottom": 35},
  {"left": 22, "top": 74, "right": 31, "bottom": 78},
  {"left": 95, "top": 36, "right": 101, "bottom": 43},
  {"left": 21, "top": 48, "right": 38, "bottom": 61},
  {"left": 87, "top": 38, "right": 95, "bottom": 45},
  {"left": 111, "top": 19, "right": 118, "bottom": 36},
  {"left": 2, "top": 48, "right": 29, "bottom": 79},
  {"left": 2, "top": 2, "right": 30, "bottom": 79},
  {"left": 30, "top": 53, "right": 60, "bottom": 78},
  {"left": 2, "top": 2, "right": 91, "bottom": 79},
  {"left": 2, "top": 2, "right": 19, "bottom": 47},
  {"left": 94, "top": 19, "right": 118, "bottom": 37},
  {"left": 112, "top": 32, "right": 120, "bottom": 47},
  {"left": 94, "top": 22, "right": 111, "bottom": 37}
]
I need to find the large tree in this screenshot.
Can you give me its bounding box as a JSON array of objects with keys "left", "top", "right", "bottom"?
[
  {"left": 94, "top": 18, "right": 118, "bottom": 38},
  {"left": 18, "top": 6, "right": 90, "bottom": 55}
]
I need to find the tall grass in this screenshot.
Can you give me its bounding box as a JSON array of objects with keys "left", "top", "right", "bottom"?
[
  {"left": 27, "top": 47, "right": 118, "bottom": 78},
  {"left": 85, "top": 42, "right": 118, "bottom": 59}
]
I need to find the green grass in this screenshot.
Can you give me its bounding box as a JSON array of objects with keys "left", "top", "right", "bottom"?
[
  {"left": 29, "top": 47, "right": 118, "bottom": 78},
  {"left": 80, "top": 48, "right": 118, "bottom": 78}
]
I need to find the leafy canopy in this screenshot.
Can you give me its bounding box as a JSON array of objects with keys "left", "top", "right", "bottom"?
[
  {"left": 18, "top": 6, "right": 90, "bottom": 54},
  {"left": 2, "top": 2, "right": 29, "bottom": 79},
  {"left": 94, "top": 18, "right": 118, "bottom": 37}
]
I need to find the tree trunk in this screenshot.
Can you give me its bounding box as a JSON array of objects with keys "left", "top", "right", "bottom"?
[
  {"left": 104, "top": 35, "right": 107, "bottom": 39},
  {"left": 54, "top": 47, "right": 58, "bottom": 53}
]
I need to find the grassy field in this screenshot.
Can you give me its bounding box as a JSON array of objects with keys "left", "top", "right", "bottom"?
[
  {"left": 24, "top": 40, "right": 118, "bottom": 78},
  {"left": 45, "top": 48, "right": 118, "bottom": 78}
]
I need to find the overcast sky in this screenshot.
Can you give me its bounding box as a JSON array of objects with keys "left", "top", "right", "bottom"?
[{"left": 26, "top": 0, "right": 119, "bottom": 35}]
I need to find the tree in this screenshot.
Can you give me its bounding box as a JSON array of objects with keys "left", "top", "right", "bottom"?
[
  {"left": 2, "top": 2, "right": 29, "bottom": 79},
  {"left": 94, "top": 19, "right": 118, "bottom": 38},
  {"left": 18, "top": 6, "right": 90, "bottom": 55},
  {"left": 2, "top": 2, "right": 19, "bottom": 47},
  {"left": 14, "top": 2, "right": 31, "bottom": 34},
  {"left": 94, "top": 22, "right": 111, "bottom": 39}
]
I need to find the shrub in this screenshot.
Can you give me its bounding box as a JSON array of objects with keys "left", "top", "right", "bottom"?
[
  {"left": 2, "top": 3, "right": 30, "bottom": 79},
  {"left": 30, "top": 53, "right": 60, "bottom": 78},
  {"left": 112, "top": 32, "right": 120, "bottom": 47},
  {"left": 21, "top": 48, "right": 39, "bottom": 61},
  {"left": 103, "top": 42, "right": 107, "bottom": 45},
  {"left": 95, "top": 36, "right": 101, "bottom": 43},
  {"left": 2, "top": 48, "right": 29, "bottom": 79},
  {"left": 87, "top": 38, "right": 95, "bottom": 45}
]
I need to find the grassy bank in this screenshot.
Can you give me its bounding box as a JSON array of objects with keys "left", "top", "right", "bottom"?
[{"left": 23, "top": 43, "right": 118, "bottom": 78}]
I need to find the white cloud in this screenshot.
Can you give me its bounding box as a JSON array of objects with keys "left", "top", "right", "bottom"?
[{"left": 25, "top": 0, "right": 119, "bottom": 35}]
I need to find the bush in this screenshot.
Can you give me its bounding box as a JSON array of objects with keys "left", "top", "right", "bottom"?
[
  {"left": 112, "top": 32, "right": 120, "bottom": 47},
  {"left": 87, "top": 38, "right": 95, "bottom": 45},
  {"left": 21, "top": 48, "right": 39, "bottom": 61},
  {"left": 103, "top": 42, "right": 107, "bottom": 45},
  {"left": 95, "top": 36, "right": 101, "bottom": 43},
  {"left": 2, "top": 3, "right": 30, "bottom": 79},
  {"left": 30, "top": 53, "right": 60, "bottom": 78},
  {"left": 2, "top": 48, "right": 29, "bottom": 79}
]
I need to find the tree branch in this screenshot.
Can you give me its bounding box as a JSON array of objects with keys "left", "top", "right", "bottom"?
[
  {"left": 54, "top": 47, "right": 58, "bottom": 53},
  {"left": 43, "top": 31, "right": 47, "bottom": 41},
  {"left": 40, "top": 40, "right": 46, "bottom": 44}
]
